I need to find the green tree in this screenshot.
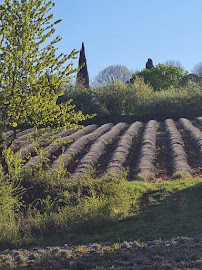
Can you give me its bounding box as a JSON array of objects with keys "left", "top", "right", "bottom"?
[
  {"left": 130, "top": 64, "right": 187, "bottom": 91},
  {"left": 0, "top": 0, "right": 92, "bottom": 139}
]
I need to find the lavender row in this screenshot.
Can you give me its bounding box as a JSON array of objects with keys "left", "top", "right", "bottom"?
[
  {"left": 179, "top": 118, "right": 202, "bottom": 164},
  {"left": 165, "top": 119, "right": 191, "bottom": 176},
  {"left": 14, "top": 127, "right": 77, "bottom": 159},
  {"left": 106, "top": 121, "right": 143, "bottom": 175},
  {"left": 11, "top": 127, "right": 77, "bottom": 153},
  {"left": 75, "top": 123, "right": 128, "bottom": 174},
  {"left": 135, "top": 120, "right": 157, "bottom": 180},
  {"left": 22, "top": 125, "right": 97, "bottom": 168},
  {"left": 51, "top": 123, "right": 113, "bottom": 170},
  {"left": 195, "top": 117, "right": 202, "bottom": 126}
]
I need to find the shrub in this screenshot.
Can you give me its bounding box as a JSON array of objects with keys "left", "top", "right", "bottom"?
[{"left": 0, "top": 165, "right": 22, "bottom": 247}]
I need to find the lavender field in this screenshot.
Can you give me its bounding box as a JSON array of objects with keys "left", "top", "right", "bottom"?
[{"left": 3, "top": 117, "right": 202, "bottom": 181}]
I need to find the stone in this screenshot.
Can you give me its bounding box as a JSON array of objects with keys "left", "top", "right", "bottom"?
[
  {"left": 189, "top": 252, "right": 201, "bottom": 261},
  {"left": 132, "top": 241, "right": 141, "bottom": 248},
  {"left": 121, "top": 241, "right": 131, "bottom": 248},
  {"left": 28, "top": 253, "right": 39, "bottom": 261},
  {"left": 69, "top": 260, "right": 88, "bottom": 270},
  {"left": 135, "top": 258, "right": 143, "bottom": 265},
  {"left": 14, "top": 255, "right": 25, "bottom": 262},
  {"left": 103, "top": 241, "right": 111, "bottom": 247},
  {"left": 192, "top": 260, "right": 202, "bottom": 268},
  {"left": 30, "top": 267, "right": 37, "bottom": 270},
  {"left": 159, "top": 264, "right": 172, "bottom": 269},
  {"left": 174, "top": 254, "right": 187, "bottom": 262},
  {"left": 53, "top": 263, "right": 62, "bottom": 270},
  {"left": 92, "top": 243, "right": 101, "bottom": 250},
  {"left": 2, "top": 255, "right": 12, "bottom": 262},
  {"left": 140, "top": 266, "right": 151, "bottom": 270},
  {"left": 147, "top": 248, "right": 157, "bottom": 257},
  {"left": 147, "top": 241, "right": 155, "bottom": 247},
  {"left": 193, "top": 243, "right": 201, "bottom": 249},
  {"left": 178, "top": 238, "right": 185, "bottom": 244},
  {"left": 175, "top": 262, "right": 184, "bottom": 269},
  {"left": 58, "top": 250, "right": 71, "bottom": 258},
  {"left": 193, "top": 237, "right": 200, "bottom": 243},
  {"left": 51, "top": 247, "right": 61, "bottom": 255}
]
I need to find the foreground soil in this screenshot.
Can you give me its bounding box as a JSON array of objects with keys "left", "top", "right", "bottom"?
[{"left": 0, "top": 237, "right": 202, "bottom": 269}]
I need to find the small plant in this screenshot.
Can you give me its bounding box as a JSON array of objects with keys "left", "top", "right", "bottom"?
[
  {"left": 2, "top": 147, "right": 24, "bottom": 182},
  {"left": 40, "top": 195, "right": 57, "bottom": 214},
  {"left": 112, "top": 243, "right": 120, "bottom": 250},
  {"left": 172, "top": 172, "right": 191, "bottom": 180},
  {"left": 37, "top": 250, "right": 55, "bottom": 264}
]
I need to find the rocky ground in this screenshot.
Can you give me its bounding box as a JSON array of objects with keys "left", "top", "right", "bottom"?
[{"left": 0, "top": 237, "right": 202, "bottom": 269}]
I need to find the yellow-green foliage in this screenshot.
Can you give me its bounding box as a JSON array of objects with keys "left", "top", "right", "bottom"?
[
  {"left": 72, "top": 79, "right": 202, "bottom": 118},
  {"left": 0, "top": 0, "right": 93, "bottom": 136},
  {"left": 131, "top": 64, "right": 187, "bottom": 91},
  {"left": 0, "top": 165, "right": 21, "bottom": 244}
]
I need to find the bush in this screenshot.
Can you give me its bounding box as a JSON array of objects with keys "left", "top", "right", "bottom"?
[
  {"left": 0, "top": 165, "right": 22, "bottom": 247},
  {"left": 19, "top": 174, "right": 132, "bottom": 236},
  {"left": 136, "top": 83, "right": 202, "bottom": 119}
]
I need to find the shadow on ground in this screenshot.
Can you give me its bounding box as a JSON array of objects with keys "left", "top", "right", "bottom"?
[{"left": 43, "top": 181, "right": 202, "bottom": 246}]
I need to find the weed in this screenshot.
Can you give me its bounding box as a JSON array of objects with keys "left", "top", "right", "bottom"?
[{"left": 112, "top": 243, "right": 120, "bottom": 250}]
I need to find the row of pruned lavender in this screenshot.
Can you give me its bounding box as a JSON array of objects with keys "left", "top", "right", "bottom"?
[
  {"left": 10, "top": 127, "right": 71, "bottom": 153},
  {"left": 51, "top": 123, "right": 113, "bottom": 170},
  {"left": 196, "top": 117, "right": 202, "bottom": 127},
  {"left": 106, "top": 121, "right": 143, "bottom": 175},
  {"left": 165, "top": 119, "right": 191, "bottom": 177},
  {"left": 75, "top": 123, "right": 128, "bottom": 175},
  {"left": 134, "top": 120, "right": 157, "bottom": 180},
  {"left": 179, "top": 118, "right": 202, "bottom": 164},
  {"left": 14, "top": 127, "right": 77, "bottom": 160},
  {"left": 2, "top": 128, "right": 32, "bottom": 140},
  {"left": 22, "top": 125, "right": 97, "bottom": 169}
]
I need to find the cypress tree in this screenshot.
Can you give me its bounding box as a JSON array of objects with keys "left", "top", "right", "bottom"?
[{"left": 76, "top": 42, "right": 90, "bottom": 88}]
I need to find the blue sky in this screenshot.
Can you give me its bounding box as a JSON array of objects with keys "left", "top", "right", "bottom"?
[{"left": 52, "top": 0, "right": 202, "bottom": 82}]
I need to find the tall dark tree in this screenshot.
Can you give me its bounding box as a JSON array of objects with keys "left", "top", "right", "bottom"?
[{"left": 76, "top": 42, "right": 90, "bottom": 88}]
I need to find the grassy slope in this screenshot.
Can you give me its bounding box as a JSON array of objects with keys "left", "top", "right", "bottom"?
[{"left": 37, "top": 177, "right": 202, "bottom": 247}]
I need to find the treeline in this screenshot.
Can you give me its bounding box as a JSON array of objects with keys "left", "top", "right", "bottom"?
[{"left": 59, "top": 76, "right": 202, "bottom": 123}]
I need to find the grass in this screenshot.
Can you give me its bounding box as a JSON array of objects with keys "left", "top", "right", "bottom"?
[{"left": 21, "top": 177, "right": 202, "bottom": 248}]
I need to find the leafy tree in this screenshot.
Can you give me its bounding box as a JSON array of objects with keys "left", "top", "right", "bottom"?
[
  {"left": 192, "top": 62, "right": 202, "bottom": 77},
  {"left": 94, "top": 81, "right": 128, "bottom": 115},
  {"left": 76, "top": 42, "right": 89, "bottom": 88},
  {"left": 130, "top": 64, "right": 187, "bottom": 91},
  {"left": 59, "top": 85, "right": 98, "bottom": 115},
  {"left": 94, "top": 78, "right": 153, "bottom": 116},
  {"left": 164, "top": 60, "right": 184, "bottom": 70},
  {"left": 94, "top": 65, "right": 132, "bottom": 86},
  {"left": 0, "top": 0, "right": 92, "bottom": 139}
]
